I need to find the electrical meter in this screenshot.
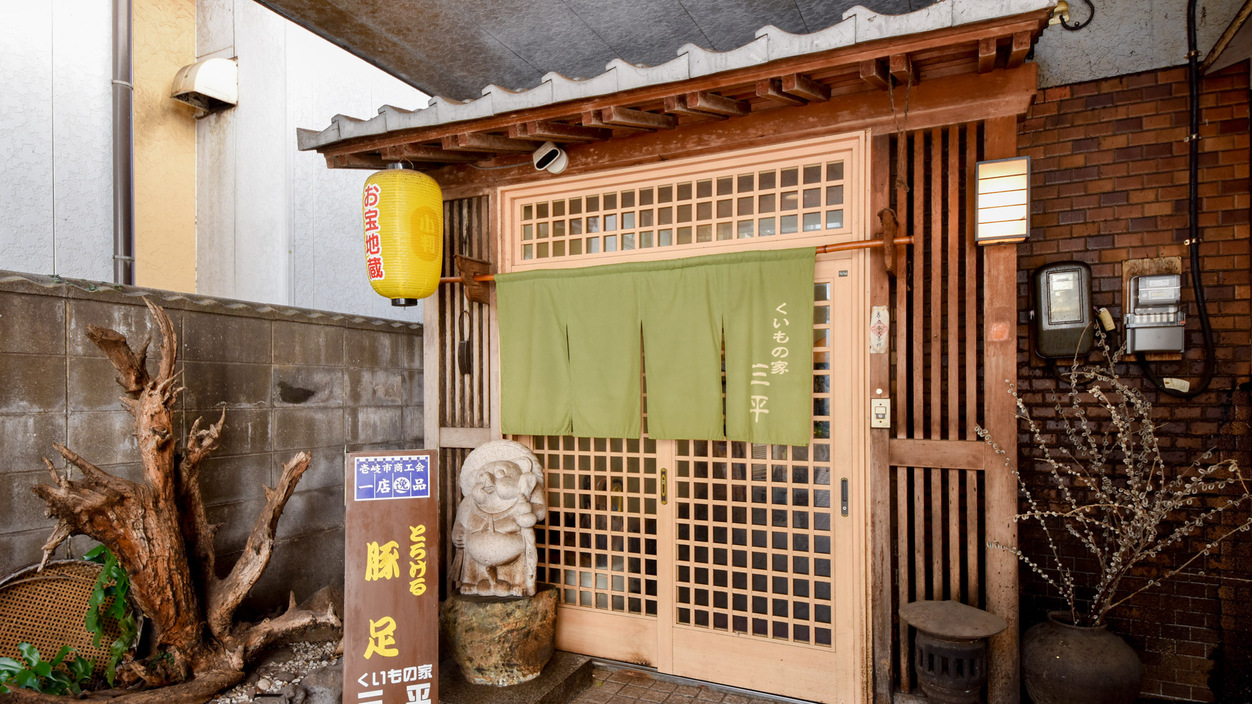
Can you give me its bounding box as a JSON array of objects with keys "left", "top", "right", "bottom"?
[
  {"left": 1125, "top": 273, "right": 1185, "bottom": 354},
  {"left": 1031, "top": 261, "right": 1094, "bottom": 358}
]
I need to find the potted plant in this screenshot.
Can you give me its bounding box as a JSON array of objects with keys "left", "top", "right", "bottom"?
[{"left": 978, "top": 336, "right": 1252, "bottom": 704}]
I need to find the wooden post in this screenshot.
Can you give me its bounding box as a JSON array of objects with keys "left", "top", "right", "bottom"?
[
  {"left": 981, "top": 114, "right": 1020, "bottom": 704},
  {"left": 869, "top": 133, "right": 894, "bottom": 704}
]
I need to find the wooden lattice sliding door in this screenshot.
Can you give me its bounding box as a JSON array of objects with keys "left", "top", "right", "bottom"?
[
  {"left": 519, "top": 254, "right": 865, "bottom": 700},
  {"left": 499, "top": 134, "right": 871, "bottom": 703},
  {"left": 666, "top": 254, "right": 867, "bottom": 699}
]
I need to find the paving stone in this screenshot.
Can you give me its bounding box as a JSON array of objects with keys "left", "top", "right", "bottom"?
[
  {"left": 639, "top": 687, "right": 672, "bottom": 702},
  {"left": 577, "top": 684, "right": 619, "bottom": 704},
  {"left": 620, "top": 685, "right": 652, "bottom": 699},
  {"left": 649, "top": 681, "right": 678, "bottom": 694},
  {"left": 695, "top": 688, "right": 725, "bottom": 702},
  {"left": 673, "top": 685, "right": 702, "bottom": 697},
  {"left": 722, "top": 694, "right": 752, "bottom": 704}
]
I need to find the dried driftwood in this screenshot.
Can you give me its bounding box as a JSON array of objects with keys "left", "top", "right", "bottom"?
[{"left": 5, "top": 300, "right": 338, "bottom": 704}]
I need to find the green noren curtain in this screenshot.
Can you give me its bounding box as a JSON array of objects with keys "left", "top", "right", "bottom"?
[{"left": 497, "top": 248, "right": 815, "bottom": 446}]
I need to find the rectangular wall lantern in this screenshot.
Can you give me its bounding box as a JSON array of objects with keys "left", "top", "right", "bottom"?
[{"left": 975, "top": 156, "right": 1031, "bottom": 244}]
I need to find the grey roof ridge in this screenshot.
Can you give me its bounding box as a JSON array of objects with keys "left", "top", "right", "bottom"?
[{"left": 296, "top": 0, "right": 1054, "bottom": 152}]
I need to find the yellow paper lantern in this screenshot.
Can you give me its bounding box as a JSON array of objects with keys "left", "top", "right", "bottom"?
[{"left": 362, "top": 166, "right": 443, "bottom": 305}]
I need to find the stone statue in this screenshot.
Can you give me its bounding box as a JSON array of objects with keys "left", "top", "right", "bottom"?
[{"left": 451, "top": 440, "right": 547, "bottom": 597}]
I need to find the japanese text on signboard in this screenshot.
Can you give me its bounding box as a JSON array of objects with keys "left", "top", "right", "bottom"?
[{"left": 345, "top": 450, "right": 438, "bottom": 704}]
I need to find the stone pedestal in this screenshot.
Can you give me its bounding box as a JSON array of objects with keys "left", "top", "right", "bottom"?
[{"left": 440, "top": 584, "right": 557, "bottom": 686}]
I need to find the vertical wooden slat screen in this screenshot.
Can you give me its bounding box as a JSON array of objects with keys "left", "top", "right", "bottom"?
[
  {"left": 886, "top": 124, "right": 989, "bottom": 695},
  {"left": 437, "top": 195, "right": 492, "bottom": 597},
  {"left": 440, "top": 196, "right": 492, "bottom": 431},
  {"left": 439, "top": 447, "right": 470, "bottom": 597}
]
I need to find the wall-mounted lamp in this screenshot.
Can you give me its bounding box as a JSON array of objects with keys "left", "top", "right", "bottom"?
[{"left": 975, "top": 155, "right": 1031, "bottom": 245}]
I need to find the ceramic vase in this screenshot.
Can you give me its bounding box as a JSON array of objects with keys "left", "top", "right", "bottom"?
[{"left": 1021, "top": 611, "right": 1142, "bottom": 704}]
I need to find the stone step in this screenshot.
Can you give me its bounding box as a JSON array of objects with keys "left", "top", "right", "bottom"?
[{"left": 439, "top": 651, "right": 593, "bottom": 704}]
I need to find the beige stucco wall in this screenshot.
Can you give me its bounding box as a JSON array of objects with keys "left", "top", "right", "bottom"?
[{"left": 133, "top": 0, "right": 197, "bottom": 292}]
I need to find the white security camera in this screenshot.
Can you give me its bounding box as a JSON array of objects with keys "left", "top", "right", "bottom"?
[{"left": 532, "top": 141, "right": 568, "bottom": 174}]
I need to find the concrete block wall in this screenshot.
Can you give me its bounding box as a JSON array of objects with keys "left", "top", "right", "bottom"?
[
  {"left": 1017, "top": 62, "right": 1250, "bottom": 702},
  {"left": 0, "top": 272, "right": 423, "bottom": 614}
]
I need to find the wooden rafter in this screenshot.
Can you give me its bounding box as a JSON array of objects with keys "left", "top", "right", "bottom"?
[
  {"left": 597, "top": 106, "right": 678, "bottom": 130},
  {"left": 1007, "top": 31, "right": 1031, "bottom": 68},
  {"left": 382, "top": 144, "right": 481, "bottom": 162},
  {"left": 781, "top": 73, "right": 830, "bottom": 102},
  {"left": 664, "top": 94, "right": 726, "bottom": 119},
  {"left": 978, "top": 37, "right": 998, "bottom": 73},
  {"left": 443, "top": 132, "right": 535, "bottom": 152},
  {"left": 326, "top": 153, "right": 389, "bottom": 170},
  {"left": 890, "top": 54, "right": 915, "bottom": 84},
  {"left": 582, "top": 109, "right": 650, "bottom": 132},
  {"left": 509, "top": 120, "right": 612, "bottom": 143},
  {"left": 755, "top": 78, "right": 807, "bottom": 106},
  {"left": 860, "top": 59, "right": 890, "bottom": 90},
  {"left": 686, "top": 91, "right": 751, "bottom": 116}
]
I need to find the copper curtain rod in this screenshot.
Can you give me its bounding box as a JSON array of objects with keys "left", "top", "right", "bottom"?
[{"left": 437, "top": 236, "right": 913, "bottom": 285}]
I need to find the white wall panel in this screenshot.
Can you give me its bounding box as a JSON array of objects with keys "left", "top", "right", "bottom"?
[
  {"left": 0, "top": 5, "right": 56, "bottom": 275},
  {"left": 52, "top": 0, "right": 113, "bottom": 282},
  {"left": 231, "top": 0, "right": 290, "bottom": 305}
]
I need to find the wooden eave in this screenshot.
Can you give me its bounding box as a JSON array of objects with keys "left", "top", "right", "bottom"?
[{"left": 316, "top": 9, "right": 1050, "bottom": 175}]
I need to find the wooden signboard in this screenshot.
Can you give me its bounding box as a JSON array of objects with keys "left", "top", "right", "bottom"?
[{"left": 343, "top": 450, "right": 439, "bottom": 704}]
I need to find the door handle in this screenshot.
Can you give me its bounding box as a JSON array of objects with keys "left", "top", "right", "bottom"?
[
  {"left": 661, "top": 468, "right": 668, "bottom": 505},
  {"left": 841, "top": 478, "right": 849, "bottom": 517}
]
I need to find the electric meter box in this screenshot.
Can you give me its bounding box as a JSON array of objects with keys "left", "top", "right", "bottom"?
[
  {"left": 1031, "top": 261, "right": 1094, "bottom": 359},
  {"left": 1125, "top": 273, "right": 1185, "bottom": 354}
]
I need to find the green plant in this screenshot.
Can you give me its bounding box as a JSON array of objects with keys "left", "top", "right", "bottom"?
[
  {"left": 978, "top": 334, "right": 1252, "bottom": 627},
  {"left": 0, "top": 643, "right": 93, "bottom": 694},
  {"left": 84, "top": 545, "right": 139, "bottom": 685}
]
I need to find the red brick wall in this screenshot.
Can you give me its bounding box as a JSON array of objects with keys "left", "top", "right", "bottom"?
[{"left": 1016, "top": 63, "right": 1251, "bottom": 702}]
